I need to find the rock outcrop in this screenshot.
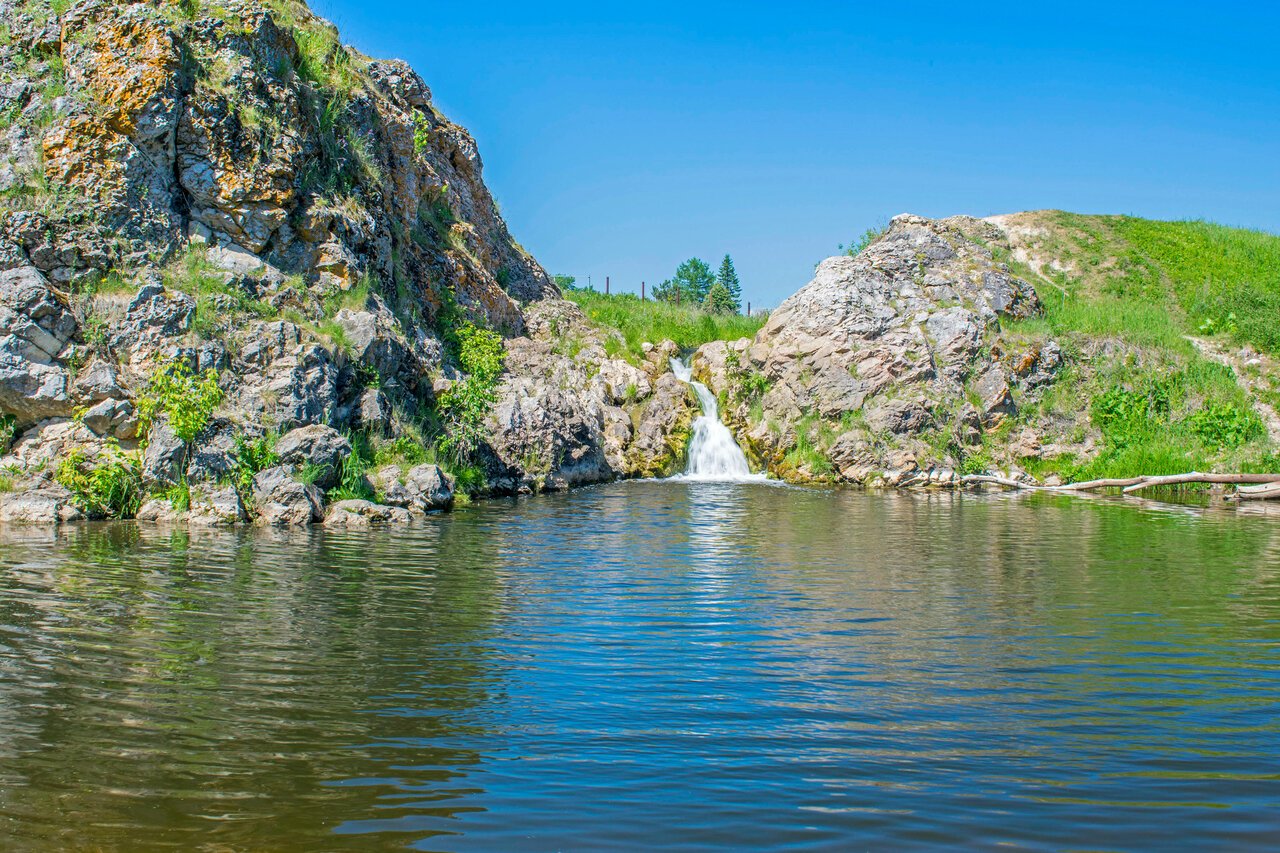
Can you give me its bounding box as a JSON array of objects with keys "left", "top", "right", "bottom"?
[{"left": 691, "top": 214, "right": 1066, "bottom": 486}]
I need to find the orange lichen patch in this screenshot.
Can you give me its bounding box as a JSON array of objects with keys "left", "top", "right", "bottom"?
[
  {"left": 78, "top": 16, "right": 180, "bottom": 137},
  {"left": 42, "top": 116, "right": 128, "bottom": 203}
]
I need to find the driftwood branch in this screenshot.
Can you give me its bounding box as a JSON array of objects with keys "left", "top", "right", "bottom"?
[
  {"left": 961, "top": 471, "right": 1280, "bottom": 502},
  {"left": 1121, "top": 472, "right": 1280, "bottom": 494}
]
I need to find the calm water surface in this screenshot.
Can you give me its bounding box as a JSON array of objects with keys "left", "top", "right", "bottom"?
[{"left": 1, "top": 482, "right": 1279, "bottom": 851}]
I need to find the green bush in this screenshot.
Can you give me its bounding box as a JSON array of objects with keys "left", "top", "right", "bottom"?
[
  {"left": 56, "top": 448, "right": 143, "bottom": 518},
  {"left": 1186, "top": 402, "right": 1264, "bottom": 449},
  {"left": 138, "top": 359, "right": 224, "bottom": 445},
  {"left": 437, "top": 322, "right": 506, "bottom": 461}
]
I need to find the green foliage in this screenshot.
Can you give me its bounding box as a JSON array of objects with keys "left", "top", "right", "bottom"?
[
  {"left": 165, "top": 478, "right": 192, "bottom": 513},
  {"left": 553, "top": 274, "right": 578, "bottom": 291},
  {"left": 437, "top": 322, "right": 506, "bottom": 461},
  {"left": 294, "top": 462, "right": 328, "bottom": 486},
  {"left": 327, "top": 435, "right": 375, "bottom": 502},
  {"left": 736, "top": 370, "right": 770, "bottom": 402},
  {"left": 231, "top": 433, "right": 278, "bottom": 495},
  {"left": 1186, "top": 402, "right": 1264, "bottom": 449},
  {"left": 56, "top": 447, "right": 143, "bottom": 519},
  {"left": 412, "top": 109, "right": 431, "bottom": 155},
  {"left": 373, "top": 436, "right": 431, "bottom": 468},
  {"left": 703, "top": 280, "right": 737, "bottom": 315},
  {"left": 137, "top": 359, "right": 224, "bottom": 445},
  {"left": 840, "top": 222, "right": 888, "bottom": 257},
  {"left": 654, "top": 257, "right": 716, "bottom": 305},
  {"left": 565, "top": 290, "right": 767, "bottom": 365}
]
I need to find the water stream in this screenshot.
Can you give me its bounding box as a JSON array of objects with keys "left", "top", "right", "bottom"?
[{"left": 670, "top": 357, "right": 764, "bottom": 481}]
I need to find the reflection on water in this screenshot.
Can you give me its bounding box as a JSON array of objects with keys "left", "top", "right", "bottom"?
[{"left": 1, "top": 484, "right": 1279, "bottom": 851}]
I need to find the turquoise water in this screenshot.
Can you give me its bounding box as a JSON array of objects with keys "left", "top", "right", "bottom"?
[{"left": 1, "top": 482, "right": 1278, "bottom": 850}]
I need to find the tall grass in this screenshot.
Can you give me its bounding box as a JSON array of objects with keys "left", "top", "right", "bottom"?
[{"left": 565, "top": 291, "right": 766, "bottom": 362}]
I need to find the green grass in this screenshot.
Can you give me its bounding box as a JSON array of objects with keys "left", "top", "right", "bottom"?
[
  {"left": 1013, "top": 212, "right": 1280, "bottom": 355},
  {"left": 565, "top": 290, "right": 766, "bottom": 363}
]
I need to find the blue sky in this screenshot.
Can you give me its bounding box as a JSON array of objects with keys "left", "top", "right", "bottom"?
[{"left": 312, "top": 0, "right": 1280, "bottom": 308}]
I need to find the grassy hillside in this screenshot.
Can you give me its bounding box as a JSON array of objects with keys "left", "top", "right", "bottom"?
[
  {"left": 564, "top": 290, "right": 766, "bottom": 363},
  {"left": 989, "top": 212, "right": 1280, "bottom": 481}
]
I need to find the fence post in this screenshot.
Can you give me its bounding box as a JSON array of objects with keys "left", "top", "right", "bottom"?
[
  {"left": 642, "top": 281, "right": 645, "bottom": 301},
  {"left": 606, "top": 276, "right": 610, "bottom": 296},
  {"left": 747, "top": 301, "right": 751, "bottom": 316}
]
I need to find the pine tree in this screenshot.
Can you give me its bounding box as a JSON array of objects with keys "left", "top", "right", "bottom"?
[
  {"left": 716, "top": 255, "right": 742, "bottom": 313},
  {"left": 704, "top": 280, "right": 736, "bottom": 315}
]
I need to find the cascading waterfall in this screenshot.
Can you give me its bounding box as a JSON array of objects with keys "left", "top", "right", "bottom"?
[{"left": 669, "top": 357, "right": 765, "bottom": 482}]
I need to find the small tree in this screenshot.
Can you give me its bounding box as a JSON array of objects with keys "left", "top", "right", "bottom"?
[
  {"left": 716, "top": 255, "right": 742, "bottom": 313},
  {"left": 553, "top": 274, "right": 577, "bottom": 291},
  {"left": 704, "top": 280, "right": 736, "bottom": 315},
  {"left": 655, "top": 258, "right": 715, "bottom": 305}
]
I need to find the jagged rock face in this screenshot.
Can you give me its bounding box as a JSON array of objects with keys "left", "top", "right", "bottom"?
[
  {"left": 699, "top": 214, "right": 1058, "bottom": 484},
  {"left": 0, "top": 0, "right": 553, "bottom": 324}
]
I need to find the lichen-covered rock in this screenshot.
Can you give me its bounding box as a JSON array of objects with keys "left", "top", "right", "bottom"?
[
  {"left": 274, "top": 424, "right": 351, "bottom": 490},
  {"left": 324, "top": 499, "right": 412, "bottom": 527},
  {"left": 251, "top": 466, "right": 323, "bottom": 526}
]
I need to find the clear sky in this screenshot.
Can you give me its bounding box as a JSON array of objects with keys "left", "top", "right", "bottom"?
[{"left": 310, "top": 0, "right": 1280, "bottom": 308}]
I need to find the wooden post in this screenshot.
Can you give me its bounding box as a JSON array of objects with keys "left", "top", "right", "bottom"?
[
  {"left": 606, "top": 276, "right": 610, "bottom": 295},
  {"left": 747, "top": 301, "right": 751, "bottom": 316},
  {"left": 642, "top": 281, "right": 645, "bottom": 301}
]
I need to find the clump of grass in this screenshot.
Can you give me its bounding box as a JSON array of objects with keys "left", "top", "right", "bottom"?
[{"left": 565, "top": 290, "right": 767, "bottom": 364}]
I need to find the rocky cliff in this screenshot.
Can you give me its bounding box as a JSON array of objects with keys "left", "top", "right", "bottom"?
[{"left": 0, "top": 0, "right": 696, "bottom": 524}]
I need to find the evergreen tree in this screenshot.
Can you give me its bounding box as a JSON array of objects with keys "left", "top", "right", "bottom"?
[
  {"left": 654, "top": 258, "right": 715, "bottom": 305},
  {"left": 716, "top": 255, "right": 742, "bottom": 312},
  {"left": 703, "top": 280, "right": 736, "bottom": 315}
]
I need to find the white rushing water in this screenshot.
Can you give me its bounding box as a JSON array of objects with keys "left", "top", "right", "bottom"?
[{"left": 669, "top": 357, "right": 766, "bottom": 482}]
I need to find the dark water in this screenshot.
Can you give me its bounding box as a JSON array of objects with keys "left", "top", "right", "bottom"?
[{"left": 1, "top": 483, "right": 1279, "bottom": 851}]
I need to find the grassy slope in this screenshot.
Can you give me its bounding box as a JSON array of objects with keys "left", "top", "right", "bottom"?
[
  {"left": 564, "top": 290, "right": 766, "bottom": 363},
  {"left": 994, "top": 212, "right": 1280, "bottom": 480}
]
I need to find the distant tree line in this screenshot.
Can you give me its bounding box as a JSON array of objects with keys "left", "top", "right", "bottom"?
[
  {"left": 653, "top": 255, "right": 742, "bottom": 314},
  {"left": 552, "top": 255, "right": 745, "bottom": 315}
]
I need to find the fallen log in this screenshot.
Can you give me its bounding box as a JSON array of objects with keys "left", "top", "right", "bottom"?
[
  {"left": 1232, "top": 483, "right": 1280, "bottom": 501},
  {"left": 1121, "top": 472, "right": 1280, "bottom": 494},
  {"left": 1057, "top": 477, "right": 1147, "bottom": 491},
  {"left": 961, "top": 474, "right": 1041, "bottom": 490}
]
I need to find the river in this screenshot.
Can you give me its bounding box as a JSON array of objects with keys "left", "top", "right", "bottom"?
[{"left": 1, "top": 482, "right": 1278, "bottom": 850}]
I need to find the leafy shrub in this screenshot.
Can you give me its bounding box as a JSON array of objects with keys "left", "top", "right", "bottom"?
[
  {"left": 412, "top": 109, "right": 431, "bottom": 155},
  {"left": 56, "top": 448, "right": 143, "bottom": 518},
  {"left": 437, "top": 322, "right": 506, "bottom": 461},
  {"left": 231, "top": 434, "right": 278, "bottom": 495},
  {"left": 166, "top": 479, "right": 192, "bottom": 513},
  {"left": 1186, "top": 402, "right": 1264, "bottom": 448},
  {"left": 137, "top": 359, "right": 224, "bottom": 445}
]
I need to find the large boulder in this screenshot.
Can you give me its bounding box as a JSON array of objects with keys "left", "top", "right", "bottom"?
[
  {"left": 141, "top": 420, "right": 185, "bottom": 486},
  {"left": 273, "top": 425, "right": 351, "bottom": 490},
  {"left": 403, "top": 464, "right": 454, "bottom": 512},
  {"left": 251, "top": 466, "right": 323, "bottom": 526}
]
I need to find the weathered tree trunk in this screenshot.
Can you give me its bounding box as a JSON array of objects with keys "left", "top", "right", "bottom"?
[{"left": 1120, "top": 472, "right": 1280, "bottom": 494}]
